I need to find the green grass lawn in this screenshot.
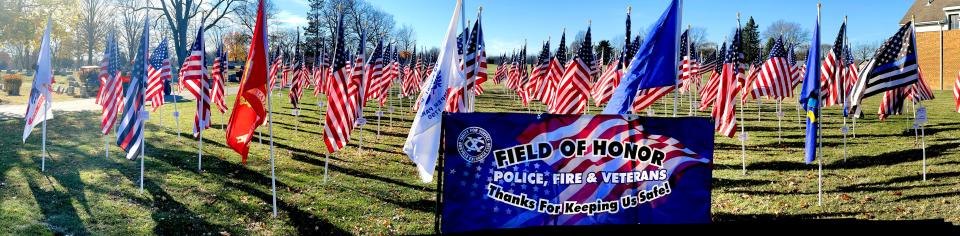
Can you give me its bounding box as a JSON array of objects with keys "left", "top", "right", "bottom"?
[{"left": 0, "top": 72, "right": 958, "bottom": 235}]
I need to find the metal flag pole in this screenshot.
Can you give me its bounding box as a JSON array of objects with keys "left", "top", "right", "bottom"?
[
  {"left": 140, "top": 122, "right": 145, "bottom": 194},
  {"left": 757, "top": 99, "right": 761, "bottom": 122},
  {"left": 816, "top": 2, "right": 823, "bottom": 207},
  {"left": 777, "top": 99, "right": 783, "bottom": 143},
  {"left": 41, "top": 101, "right": 48, "bottom": 172},
  {"left": 267, "top": 52, "right": 278, "bottom": 218},
  {"left": 841, "top": 16, "right": 848, "bottom": 163},
  {"left": 737, "top": 12, "right": 747, "bottom": 176},
  {"left": 173, "top": 80, "right": 182, "bottom": 142}
]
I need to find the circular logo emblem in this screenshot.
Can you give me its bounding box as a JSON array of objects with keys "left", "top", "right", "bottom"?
[{"left": 458, "top": 127, "right": 492, "bottom": 163}]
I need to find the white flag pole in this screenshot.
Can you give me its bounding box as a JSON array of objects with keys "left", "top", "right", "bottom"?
[
  {"left": 267, "top": 64, "right": 278, "bottom": 218},
  {"left": 41, "top": 101, "right": 48, "bottom": 172},
  {"left": 816, "top": 2, "right": 823, "bottom": 207},
  {"left": 324, "top": 154, "right": 330, "bottom": 182},
  {"left": 756, "top": 99, "right": 761, "bottom": 122},
  {"left": 777, "top": 99, "right": 782, "bottom": 143},
  {"left": 197, "top": 81, "right": 204, "bottom": 171},
  {"left": 841, "top": 16, "right": 848, "bottom": 163},
  {"left": 140, "top": 125, "right": 145, "bottom": 194},
  {"left": 672, "top": 85, "right": 678, "bottom": 117},
  {"left": 173, "top": 87, "right": 182, "bottom": 142},
  {"left": 737, "top": 12, "right": 746, "bottom": 176}
]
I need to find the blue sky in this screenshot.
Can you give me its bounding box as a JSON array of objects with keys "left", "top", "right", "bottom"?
[{"left": 272, "top": 0, "right": 915, "bottom": 55}]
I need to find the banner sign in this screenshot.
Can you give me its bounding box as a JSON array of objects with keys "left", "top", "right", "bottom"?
[{"left": 441, "top": 113, "right": 714, "bottom": 233}]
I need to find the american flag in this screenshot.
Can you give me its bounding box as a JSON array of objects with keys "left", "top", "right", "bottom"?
[
  {"left": 96, "top": 32, "right": 121, "bottom": 106},
  {"left": 849, "top": 22, "right": 919, "bottom": 117},
  {"left": 908, "top": 67, "right": 934, "bottom": 102},
  {"left": 364, "top": 40, "right": 386, "bottom": 108},
  {"left": 699, "top": 43, "right": 726, "bottom": 111},
  {"left": 592, "top": 12, "right": 632, "bottom": 107},
  {"left": 550, "top": 26, "right": 592, "bottom": 114},
  {"left": 788, "top": 46, "right": 804, "bottom": 89},
  {"left": 313, "top": 43, "right": 329, "bottom": 96},
  {"left": 211, "top": 43, "right": 228, "bottom": 113},
  {"left": 526, "top": 41, "right": 551, "bottom": 102},
  {"left": 630, "top": 86, "right": 675, "bottom": 113},
  {"left": 877, "top": 86, "right": 908, "bottom": 120},
  {"left": 180, "top": 27, "right": 211, "bottom": 137},
  {"left": 747, "top": 36, "right": 793, "bottom": 100},
  {"left": 147, "top": 38, "right": 171, "bottom": 112},
  {"left": 820, "top": 22, "right": 847, "bottom": 107},
  {"left": 740, "top": 45, "right": 764, "bottom": 102},
  {"left": 289, "top": 39, "right": 307, "bottom": 110},
  {"left": 117, "top": 20, "right": 149, "bottom": 160},
  {"left": 842, "top": 45, "right": 859, "bottom": 97},
  {"left": 469, "top": 16, "right": 487, "bottom": 99},
  {"left": 349, "top": 33, "right": 367, "bottom": 117},
  {"left": 447, "top": 16, "right": 484, "bottom": 112},
  {"left": 376, "top": 45, "right": 399, "bottom": 106},
  {"left": 99, "top": 32, "right": 123, "bottom": 134},
  {"left": 494, "top": 54, "right": 507, "bottom": 84},
  {"left": 678, "top": 30, "right": 695, "bottom": 88},
  {"left": 323, "top": 13, "right": 358, "bottom": 153},
  {"left": 269, "top": 49, "right": 284, "bottom": 91},
  {"left": 500, "top": 115, "right": 709, "bottom": 226},
  {"left": 544, "top": 33, "right": 567, "bottom": 108},
  {"left": 474, "top": 23, "right": 488, "bottom": 96},
  {"left": 591, "top": 53, "right": 622, "bottom": 107},
  {"left": 713, "top": 29, "right": 742, "bottom": 138}
]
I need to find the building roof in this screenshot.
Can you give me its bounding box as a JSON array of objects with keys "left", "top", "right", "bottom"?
[{"left": 901, "top": 0, "right": 960, "bottom": 24}]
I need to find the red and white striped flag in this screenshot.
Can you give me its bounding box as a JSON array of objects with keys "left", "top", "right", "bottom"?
[
  {"left": 323, "top": 14, "right": 359, "bottom": 153},
  {"left": 180, "top": 27, "right": 211, "bottom": 137},
  {"left": 713, "top": 31, "right": 742, "bottom": 138},
  {"left": 147, "top": 38, "right": 171, "bottom": 111},
  {"left": 549, "top": 26, "right": 592, "bottom": 114},
  {"left": 211, "top": 44, "right": 228, "bottom": 113}
]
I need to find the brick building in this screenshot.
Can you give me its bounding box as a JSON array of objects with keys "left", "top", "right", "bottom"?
[{"left": 902, "top": 0, "right": 960, "bottom": 90}]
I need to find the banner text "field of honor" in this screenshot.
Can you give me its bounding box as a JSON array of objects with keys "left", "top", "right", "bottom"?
[{"left": 492, "top": 139, "right": 666, "bottom": 168}]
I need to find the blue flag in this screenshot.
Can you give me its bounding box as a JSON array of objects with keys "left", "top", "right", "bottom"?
[
  {"left": 602, "top": 0, "right": 680, "bottom": 114},
  {"left": 799, "top": 14, "right": 821, "bottom": 164}
]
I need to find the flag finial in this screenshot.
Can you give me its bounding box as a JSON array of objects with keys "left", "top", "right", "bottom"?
[
  {"left": 478, "top": 5, "right": 483, "bottom": 13},
  {"left": 627, "top": 6, "right": 632, "bottom": 14}
]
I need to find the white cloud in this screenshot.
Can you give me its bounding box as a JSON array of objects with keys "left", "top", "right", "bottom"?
[{"left": 274, "top": 10, "right": 308, "bottom": 29}]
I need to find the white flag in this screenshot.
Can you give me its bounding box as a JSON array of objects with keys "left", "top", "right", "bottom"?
[
  {"left": 23, "top": 17, "right": 54, "bottom": 142},
  {"left": 403, "top": 0, "right": 463, "bottom": 183}
]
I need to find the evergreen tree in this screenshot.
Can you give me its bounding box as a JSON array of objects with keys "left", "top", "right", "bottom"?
[
  {"left": 304, "top": 0, "right": 325, "bottom": 59},
  {"left": 740, "top": 17, "right": 761, "bottom": 63}
]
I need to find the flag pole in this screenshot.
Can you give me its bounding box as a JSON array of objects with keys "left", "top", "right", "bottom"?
[
  {"left": 41, "top": 101, "right": 48, "bottom": 172},
  {"left": 140, "top": 119, "right": 145, "bottom": 194},
  {"left": 268, "top": 53, "right": 278, "bottom": 218},
  {"left": 777, "top": 99, "right": 782, "bottom": 143},
  {"left": 816, "top": 2, "right": 823, "bottom": 207},
  {"left": 737, "top": 12, "right": 747, "bottom": 176},
  {"left": 174, "top": 81, "right": 182, "bottom": 142},
  {"left": 841, "top": 16, "right": 848, "bottom": 163}
]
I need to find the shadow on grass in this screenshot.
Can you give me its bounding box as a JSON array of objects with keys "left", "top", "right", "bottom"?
[
  {"left": 145, "top": 141, "right": 350, "bottom": 235},
  {"left": 289, "top": 152, "right": 433, "bottom": 192}
]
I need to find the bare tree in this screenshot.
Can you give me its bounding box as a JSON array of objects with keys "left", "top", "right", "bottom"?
[
  {"left": 392, "top": 24, "right": 414, "bottom": 51},
  {"left": 232, "top": 0, "right": 277, "bottom": 34},
  {"left": 145, "top": 0, "right": 245, "bottom": 67},
  {"left": 116, "top": 0, "right": 145, "bottom": 69},
  {"left": 762, "top": 20, "right": 809, "bottom": 50},
  {"left": 79, "top": 0, "right": 110, "bottom": 65},
  {"left": 853, "top": 42, "right": 878, "bottom": 63}
]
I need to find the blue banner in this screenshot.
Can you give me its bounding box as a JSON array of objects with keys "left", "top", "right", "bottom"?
[{"left": 441, "top": 113, "right": 714, "bottom": 233}]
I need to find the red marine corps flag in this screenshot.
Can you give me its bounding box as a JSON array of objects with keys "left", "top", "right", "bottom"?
[{"left": 226, "top": 0, "right": 270, "bottom": 163}]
